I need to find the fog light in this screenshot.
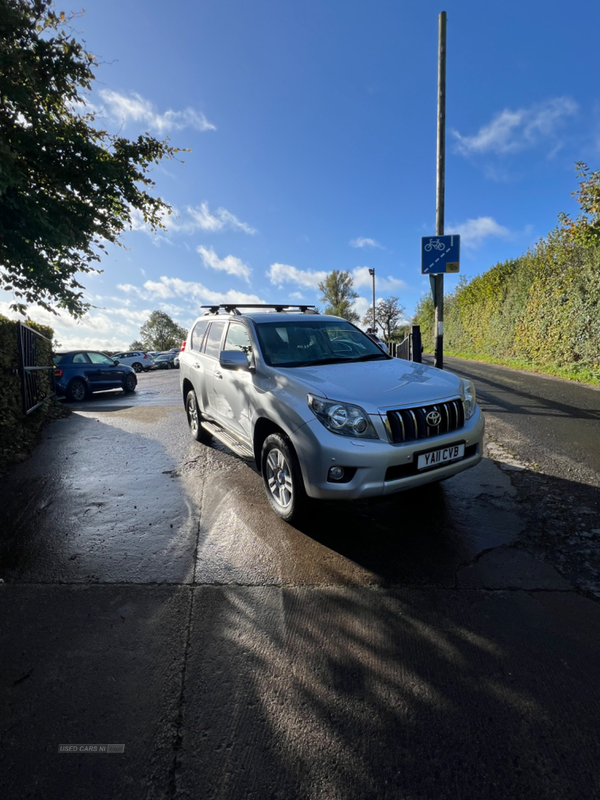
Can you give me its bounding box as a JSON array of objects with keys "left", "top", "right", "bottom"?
[{"left": 328, "top": 466, "right": 345, "bottom": 481}]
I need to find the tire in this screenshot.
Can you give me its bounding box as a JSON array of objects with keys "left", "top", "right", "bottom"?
[
  {"left": 66, "top": 377, "right": 87, "bottom": 402},
  {"left": 123, "top": 373, "right": 137, "bottom": 393},
  {"left": 186, "top": 390, "right": 209, "bottom": 443},
  {"left": 261, "top": 433, "right": 309, "bottom": 523},
  {"left": 132, "top": 362, "right": 143, "bottom": 373}
]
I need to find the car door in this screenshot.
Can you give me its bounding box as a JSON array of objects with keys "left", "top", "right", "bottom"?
[
  {"left": 71, "top": 351, "right": 97, "bottom": 387},
  {"left": 184, "top": 318, "right": 210, "bottom": 405},
  {"left": 197, "top": 320, "right": 227, "bottom": 418},
  {"left": 210, "top": 321, "right": 254, "bottom": 440},
  {"left": 87, "top": 352, "right": 125, "bottom": 387}
]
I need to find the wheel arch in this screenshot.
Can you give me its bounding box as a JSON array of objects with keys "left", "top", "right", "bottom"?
[
  {"left": 66, "top": 375, "right": 89, "bottom": 400},
  {"left": 182, "top": 377, "right": 195, "bottom": 406},
  {"left": 253, "top": 418, "right": 290, "bottom": 473}
]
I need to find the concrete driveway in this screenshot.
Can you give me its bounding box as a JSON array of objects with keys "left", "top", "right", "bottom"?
[{"left": 1, "top": 370, "right": 600, "bottom": 799}]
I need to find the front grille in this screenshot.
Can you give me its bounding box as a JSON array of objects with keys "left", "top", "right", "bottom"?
[{"left": 385, "top": 399, "right": 465, "bottom": 443}]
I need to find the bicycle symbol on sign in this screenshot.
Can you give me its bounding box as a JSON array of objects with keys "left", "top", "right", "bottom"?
[{"left": 424, "top": 238, "right": 446, "bottom": 252}]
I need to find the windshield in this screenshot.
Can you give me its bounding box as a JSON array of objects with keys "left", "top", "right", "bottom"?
[{"left": 254, "top": 319, "right": 390, "bottom": 368}]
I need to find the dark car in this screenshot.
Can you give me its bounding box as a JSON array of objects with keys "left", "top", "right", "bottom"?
[
  {"left": 53, "top": 351, "right": 137, "bottom": 402},
  {"left": 151, "top": 352, "right": 179, "bottom": 370}
]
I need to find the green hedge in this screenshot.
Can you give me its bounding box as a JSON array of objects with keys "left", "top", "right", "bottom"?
[
  {"left": 414, "top": 234, "right": 600, "bottom": 383},
  {"left": 0, "top": 315, "right": 55, "bottom": 425}
]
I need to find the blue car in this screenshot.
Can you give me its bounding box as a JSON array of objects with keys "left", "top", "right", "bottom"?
[{"left": 53, "top": 350, "right": 137, "bottom": 402}]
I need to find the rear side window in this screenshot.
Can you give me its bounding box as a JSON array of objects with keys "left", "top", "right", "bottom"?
[
  {"left": 190, "top": 319, "right": 209, "bottom": 352},
  {"left": 72, "top": 353, "right": 90, "bottom": 364},
  {"left": 204, "top": 321, "right": 226, "bottom": 359},
  {"left": 87, "top": 352, "right": 115, "bottom": 365}
]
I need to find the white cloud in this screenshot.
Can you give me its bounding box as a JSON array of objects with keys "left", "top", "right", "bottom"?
[
  {"left": 352, "top": 296, "right": 372, "bottom": 323},
  {"left": 197, "top": 246, "right": 252, "bottom": 283},
  {"left": 350, "top": 237, "right": 383, "bottom": 249},
  {"left": 267, "top": 263, "right": 328, "bottom": 289},
  {"left": 99, "top": 90, "right": 216, "bottom": 134},
  {"left": 185, "top": 203, "right": 257, "bottom": 235},
  {"left": 352, "top": 267, "right": 408, "bottom": 292},
  {"left": 129, "top": 202, "right": 256, "bottom": 239},
  {"left": 119, "top": 277, "right": 265, "bottom": 307},
  {"left": 453, "top": 97, "right": 578, "bottom": 155},
  {"left": 289, "top": 291, "right": 305, "bottom": 300},
  {"left": 104, "top": 307, "right": 152, "bottom": 323},
  {"left": 116, "top": 283, "right": 143, "bottom": 296},
  {"left": 265, "top": 263, "right": 408, "bottom": 295},
  {"left": 446, "top": 217, "right": 511, "bottom": 248},
  {"left": 0, "top": 300, "right": 143, "bottom": 351}
]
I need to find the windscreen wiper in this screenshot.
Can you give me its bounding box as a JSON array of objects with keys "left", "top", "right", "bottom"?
[
  {"left": 278, "top": 357, "right": 352, "bottom": 367},
  {"left": 353, "top": 353, "right": 390, "bottom": 362}
]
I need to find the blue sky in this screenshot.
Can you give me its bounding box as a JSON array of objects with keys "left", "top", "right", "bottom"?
[{"left": 3, "top": 0, "right": 600, "bottom": 348}]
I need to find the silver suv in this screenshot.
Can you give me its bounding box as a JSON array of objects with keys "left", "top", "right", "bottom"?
[{"left": 179, "top": 305, "right": 484, "bottom": 521}]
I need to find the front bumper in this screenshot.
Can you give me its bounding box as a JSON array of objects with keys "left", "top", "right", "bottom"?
[{"left": 291, "top": 407, "right": 485, "bottom": 500}]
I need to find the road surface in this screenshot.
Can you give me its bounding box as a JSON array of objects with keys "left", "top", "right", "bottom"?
[{"left": 1, "top": 367, "right": 599, "bottom": 800}]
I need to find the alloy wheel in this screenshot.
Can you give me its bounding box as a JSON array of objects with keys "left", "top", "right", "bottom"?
[
  {"left": 187, "top": 393, "right": 199, "bottom": 436},
  {"left": 265, "top": 448, "right": 293, "bottom": 508}
]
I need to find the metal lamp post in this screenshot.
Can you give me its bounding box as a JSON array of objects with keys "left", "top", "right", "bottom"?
[{"left": 368, "top": 268, "right": 376, "bottom": 330}]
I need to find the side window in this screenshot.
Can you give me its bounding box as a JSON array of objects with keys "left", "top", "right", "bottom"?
[
  {"left": 87, "top": 352, "right": 115, "bottom": 365},
  {"left": 72, "top": 353, "right": 90, "bottom": 364},
  {"left": 191, "top": 320, "right": 209, "bottom": 352},
  {"left": 204, "top": 321, "right": 226, "bottom": 359},
  {"left": 224, "top": 323, "right": 253, "bottom": 365}
]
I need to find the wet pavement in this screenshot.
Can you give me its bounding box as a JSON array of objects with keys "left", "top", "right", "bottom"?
[{"left": 1, "top": 369, "right": 600, "bottom": 799}]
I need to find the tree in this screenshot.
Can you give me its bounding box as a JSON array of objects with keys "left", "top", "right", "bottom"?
[
  {"left": 318, "top": 270, "right": 359, "bottom": 323},
  {"left": 559, "top": 161, "right": 600, "bottom": 247},
  {"left": 129, "top": 340, "right": 144, "bottom": 350},
  {"left": 138, "top": 311, "right": 187, "bottom": 352},
  {"left": 361, "top": 296, "right": 406, "bottom": 341},
  {"left": 0, "top": 0, "right": 182, "bottom": 317}
]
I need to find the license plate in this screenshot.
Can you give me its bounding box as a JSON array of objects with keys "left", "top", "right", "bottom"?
[{"left": 417, "top": 443, "right": 465, "bottom": 470}]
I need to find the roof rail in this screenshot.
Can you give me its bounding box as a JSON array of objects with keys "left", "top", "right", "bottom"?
[{"left": 200, "top": 304, "right": 318, "bottom": 315}]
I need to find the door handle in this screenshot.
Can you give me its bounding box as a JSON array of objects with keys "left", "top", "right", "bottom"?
[{"left": 214, "top": 370, "right": 223, "bottom": 380}]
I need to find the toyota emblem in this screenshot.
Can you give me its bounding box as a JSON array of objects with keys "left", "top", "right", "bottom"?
[{"left": 426, "top": 410, "right": 441, "bottom": 427}]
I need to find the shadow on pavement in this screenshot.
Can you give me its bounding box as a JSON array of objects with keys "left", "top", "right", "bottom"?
[{"left": 179, "top": 582, "right": 600, "bottom": 800}]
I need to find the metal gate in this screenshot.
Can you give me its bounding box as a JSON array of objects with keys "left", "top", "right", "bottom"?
[
  {"left": 388, "top": 325, "right": 422, "bottom": 363},
  {"left": 16, "top": 321, "right": 55, "bottom": 415}
]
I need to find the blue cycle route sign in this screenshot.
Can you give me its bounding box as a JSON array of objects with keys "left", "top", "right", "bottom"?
[{"left": 421, "top": 235, "right": 460, "bottom": 274}]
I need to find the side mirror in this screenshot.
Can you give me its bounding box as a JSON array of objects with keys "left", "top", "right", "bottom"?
[
  {"left": 113, "top": 359, "right": 120, "bottom": 365},
  {"left": 219, "top": 350, "right": 249, "bottom": 370}
]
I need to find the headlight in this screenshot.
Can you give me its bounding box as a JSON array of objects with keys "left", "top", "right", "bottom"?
[
  {"left": 307, "top": 394, "right": 379, "bottom": 439},
  {"left": 459, "top": 378, "right": 477, "bottom": 419}
]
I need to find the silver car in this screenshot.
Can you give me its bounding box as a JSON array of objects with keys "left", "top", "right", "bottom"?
[
  {"left": 112, "top": 350, "right": 155, "bottom": 373},
  {"left": 179, "top": 305, "right": 484, "bottom": 522}
]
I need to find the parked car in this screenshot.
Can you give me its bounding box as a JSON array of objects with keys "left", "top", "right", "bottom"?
[
  {"left": 179, "top": 305, "right": 484, "bottom": 522},
  {"left": 111, "top": 350, "right": 154, "bottom": 372},
  {"left": 365, "top": 328, "right": 387, "bottom": 351},
  {"left": 53, "top": 351, "right": 137, "bottom": 401},
  {"left": 151, "top": 352, "right": 179, "bottom": 370}
]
